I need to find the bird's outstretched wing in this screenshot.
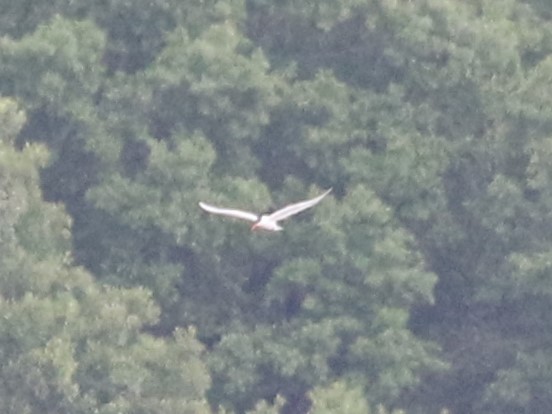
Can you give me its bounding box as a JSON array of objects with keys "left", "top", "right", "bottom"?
[
  {"left": 268, "top": 188, "right": 332, "bottom": 222},
  {"left": 199, "top": 202, "right": 259, "bottom": 222}
]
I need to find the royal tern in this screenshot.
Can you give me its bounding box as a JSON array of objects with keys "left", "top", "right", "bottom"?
[{"left": 199, "top": 188, "right": 332, "bottom": 231}]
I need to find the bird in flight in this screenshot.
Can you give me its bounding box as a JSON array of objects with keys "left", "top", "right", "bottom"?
[{"left": 199, "top": 188, "right": 332, "bottom": 231}]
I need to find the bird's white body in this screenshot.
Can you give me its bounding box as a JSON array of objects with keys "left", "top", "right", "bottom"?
[
  {"left": 252, "top": 215, "right": 284, "bottom": 231},
  {"left": 199, "top": 188, "right": 331, "bottom": 231}
]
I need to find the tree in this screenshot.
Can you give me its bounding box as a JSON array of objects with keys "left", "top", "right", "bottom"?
[
  {"left": 5, "top": 0, "right": 552, "bottom": 413},
  {"left": 309, "top": 381, "right": 411, "bottom": 414},
  {"left": 245, "top": 0, "right": 552, "bottom": 412},
  {"left": 0, "top": 98, "right": 212, "bottom": 413},
  {"left": 207, "top": 184, "right": 444, "bottom": 411},
  {"left": 0, "top": 3, "right": 446, "bottom": 412}
]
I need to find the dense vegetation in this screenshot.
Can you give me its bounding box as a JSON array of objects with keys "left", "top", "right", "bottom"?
[{"left": 1, "top": 0, "right": 552, "bottom": 412}]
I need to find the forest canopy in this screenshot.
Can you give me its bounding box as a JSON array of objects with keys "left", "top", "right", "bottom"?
[{"left": 1, "top": 0, "right": 552, "bottom": 413}]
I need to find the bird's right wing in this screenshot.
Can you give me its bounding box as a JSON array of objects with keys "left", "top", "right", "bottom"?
[
  {"left": 268, "top": 188, "right": 332, "bottom": 222},
  {"left": 199, "top": 202, "right": 259, "bottom": 222}
]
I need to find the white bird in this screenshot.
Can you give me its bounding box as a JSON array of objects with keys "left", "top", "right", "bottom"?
[{"left": 199, "top": 188, "right": 332, "bottom": 231}]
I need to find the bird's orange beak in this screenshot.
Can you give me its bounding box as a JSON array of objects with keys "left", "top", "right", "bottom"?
[{"left": 251, "top": 223, "right": 258, "bottom": 231}]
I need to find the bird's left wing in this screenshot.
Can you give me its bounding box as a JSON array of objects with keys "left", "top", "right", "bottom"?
[
  {"left": 268, "top": 188, "right": 332, "bottom": 222},
  {"left": 199, "top": 202, "right": 259, "bottom": 222}
]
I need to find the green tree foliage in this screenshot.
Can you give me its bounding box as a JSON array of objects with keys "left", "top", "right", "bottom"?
[
  {"left": 207, "top": 184, "right": 443, "bottom": 411},
  {"left": 0, "top": 98, "right": 211, "bottom": 413},
  {"left": 246, "top": 1, "right": 552, "bottom": 412},
  {"left": 310, "top": 381, "right": 371, "bottom": 414},
  {"left": 309, "top": 381, "right": 409, "bottom": 414},
  {"left": 0, "top": 9, "right": 443, "bottom": 412},
  {"left": 2, "top": 0, "right": 552, "bottom": 413}
]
